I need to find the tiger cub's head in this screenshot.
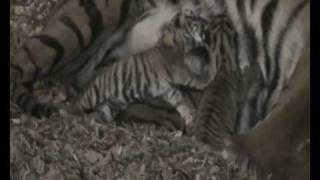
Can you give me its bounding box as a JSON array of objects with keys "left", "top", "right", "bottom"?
[
  {"left": 182, "top": 14, "right": 237, "bottom": 87},
  {"left": 161, "top": 10, "right": 209, "bottom": 52},
  {"left": 158, "top": 11, "right": 212, "bottom": 88}
]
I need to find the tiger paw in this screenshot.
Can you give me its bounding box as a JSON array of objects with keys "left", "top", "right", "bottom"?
[
  {"left": 93, "top": 110, "right": 115, "bottom": 124},
  {"left": 220, "top": 137, "right": 268, "bottom": 179},
  {"left": 182, "top": 110, "right": 196, "bottom": 135}
]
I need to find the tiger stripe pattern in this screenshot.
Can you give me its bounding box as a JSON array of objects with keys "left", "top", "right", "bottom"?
[
  {"left": 73, "top": 14, "right": 217, "bottom": 129},
  {"left": 189, "top": 15, "right": 242, "bottom": 146},
  {"left": 200, "top": 0, "right": 310, "bottom": 133},
  {"left": 221, "top": 49, "right": 310, "bottom": 178},
  {"left": 10, "top": 0, "right": 197, "bottom": 118},
  {"left": 60, "top": 1, "right": 208, "bottom": 93}
]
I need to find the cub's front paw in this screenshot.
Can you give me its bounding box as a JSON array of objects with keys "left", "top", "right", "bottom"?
[
  {"left": 182, "top": 110, "right": 196, "bottom": 134},
  {"left": 220, "top": 137, "right": 265, "bottom": 179}
]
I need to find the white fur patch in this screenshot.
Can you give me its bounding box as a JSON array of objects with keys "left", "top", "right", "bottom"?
[
  {"left": 128, "top": 2, "right": 178, "bottom": 55},
  {"left": 220, "top": 149, "right": 230, "bottom": 160}
]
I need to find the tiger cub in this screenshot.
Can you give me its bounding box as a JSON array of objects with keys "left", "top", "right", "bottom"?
[
  {"left": 72, "top": 14, "right": 217, "bottom": 130},
  {"left": 10, "top": 0, "right": 197, "bottom": 118},
  {"left": 187, "top": 15, "right": 242, "bottom": 144}
]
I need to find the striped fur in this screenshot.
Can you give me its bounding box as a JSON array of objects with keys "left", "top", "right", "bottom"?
[
  {"left": 62, "top": 2, "right": 210, "bottom": 92},
  {"left": 200, "top": 0, "right": 310, "bottom": 133},
  {"left": 73, "top": 15, "right": 217, "bottom": 129},
  {"left": 10, "top": 0, "right": 199, "bottom": 118},
  {"left": 222, "top": 49, "right": 310, "bottom": 178},
  {"left": 189, "top": 0, "right": 310, "bottom": 176},
  {"left": 189, "top": 15, "right": 242, "bottom": 147},
  {"left": 192, "top": 69, "right": 240, "bottom": 149}
]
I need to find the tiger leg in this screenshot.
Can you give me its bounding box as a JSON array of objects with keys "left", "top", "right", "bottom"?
[
  {"left": 117, "top": 96, "right": 186, "bottom": 131},
  {"left": 162, "top": 88, "right": 197, "bottom": 132},
  {"left": 92, "top": 100, "right": 127, "bottom": 123},
  {"left": 93, "top": 104, "right": 114, "bottom": 123}
]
